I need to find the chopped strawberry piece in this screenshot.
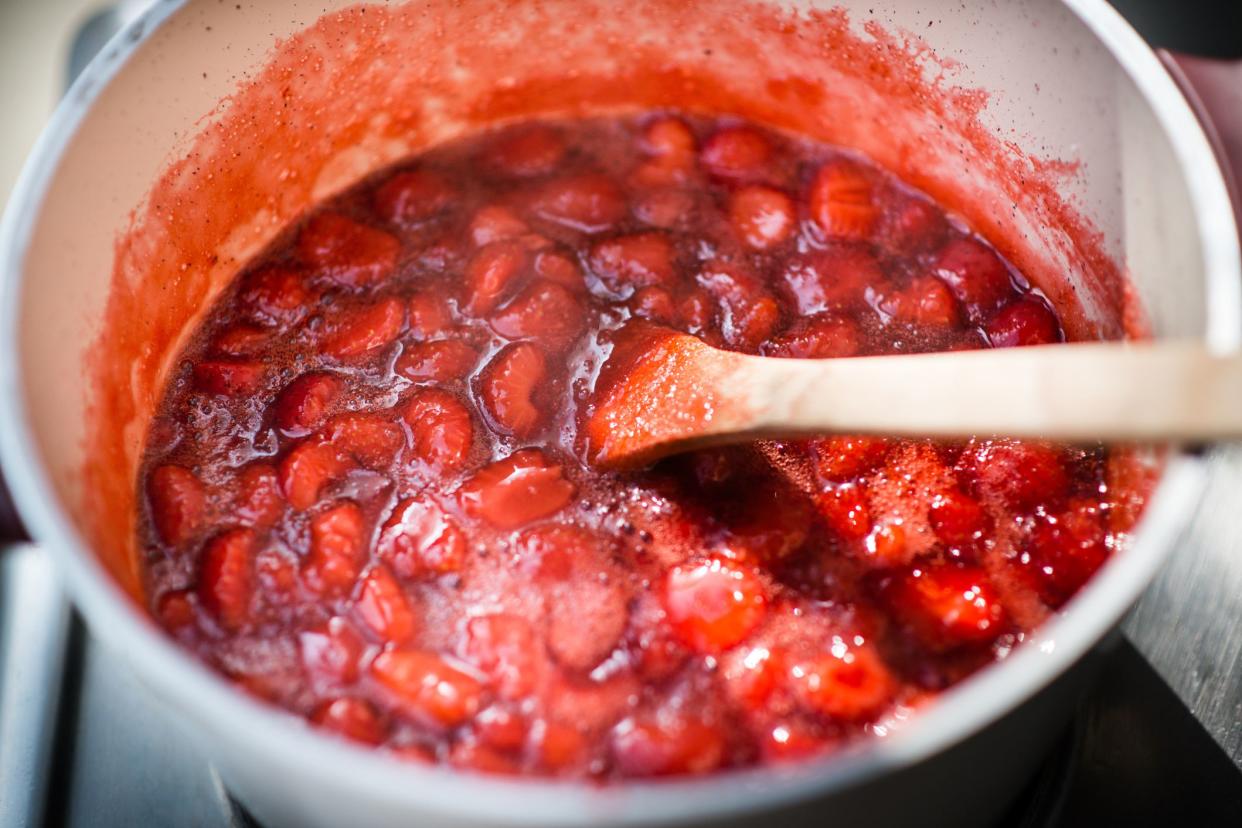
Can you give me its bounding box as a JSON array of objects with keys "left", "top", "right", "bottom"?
[
  {"left": 278, "top": 437, "right": 356, "bottom": 511},
  {"left": 395, "top": 340, "right": 479, "bottom": 383},
  {"left": 864, "top": 521, "right": 907, "bottom": 563},
  {"left": 485, "top": 124, "right": 566, "bottom": 177},
  {"left": 488, "top": 281, "right": 586, "bottom": 350},
  {"left": 400, "top": 388, "right": 474, "bottom": 472},
  {"left": 928, "top": 489, "right": 988, "bottom": 550},
  {"left": 628, "top": 285, "right": 679, "bottom": 325},
  {"left": 959, "top": 438, "right": 1069, "bottom": 511},
  {"left": 323, "top": 412, "right": 404, "bottom": 468},
  {"left": 156, "top": 590, "right": 196, "bottom": 630},
  {"left": 781, "top": 246, "right": 886, "bottom": 315},
  {"left": 809, "top": 435, "right": 890, "bottom": 482},
  {"left": 237, "top": 265, "right": 311, "bottom": 329},
  {"left": 371, "top": 650, "right": 485, "bottom": 727},
  {"left": 932, "top": 237, "right": 1016, "bottom": 321},
  {"left": 695, "top": 260, "right": 781, "bottom": 350},
  {"left": 632, "top": 186, "right": 695, "bottom": 227},
  {"left": 193, "top": 359, "right": 265, "bottom": 396},
  {"left": 322, "top": 296, "right": 405, "bottom": 359},
  {"left": 406, "top": 291, "right": 455, "bottom": 340},
  {"left": 641, "top": 116, "right": 696, "bottom": 159},
  {"left": 255, "top": 546, "right": 299, "bottom": 606},
  {"left": 373, "top": 169, "right": 453, "bottom": 225},
  {"left": 477, "top": 342, "right": 548, "bottom": 438},
  {"left": 611, "top": 715, "right": 726, "bottom": 776},
  {"left": 463, "top": 241, "right": 528, "bottom": 316},
  {"left": 538, "top": 550, "right": 630, "bottom": 670},
  {"left": 588, "top": 232, "right": 678, "bottom": 297},
  {"left": 729, "top": 185, "right": 795, "bottom": 250},
  {"left": 809, "top": 158, "right": 878, "bottom": 241},
  {"left": 473, "top": 705, "right": 528, "bottom": 753},
  {"left": 468, "top": 205, "right": 530, "bottom": 247},
  {"left": 304, "top": 501, "right": 366, "bottom": 596},
  {"left": 199, "top": 528, "right": 254, "bottom": 632},
  {"left": 884, "top": 563, "right": 1007, "bottom": 650},
  {"left": 376, "top": 496, "right": 466, "bottom": 578},
  {"left": 532, "top": 250, "right": 585, "bottom": 292},
  {"left": 763, "top": 314, "right": 860, "bottom": 358},
  {"left": 723, "top": 645, "right": 786, "bottom": 710},
  {"left": 147, "top": 464, "right": 206, "bottom": 546},
  {"left": 297, "top": 212, "right": 399, "bottom": 287},
  {"left": 465, "top": 614, "right": 540, "bottom": 699},
  {"left": 883, "top": 274, "right": 962, "bottom": 329},
  {"left": 311, "top": 697, "right": 387, "bottom": 745},
  {"left": 212, "top": 325, "right": 271, "bottom": 357},
  {"left": 235, "top": 463, "right": 284, "bottom": 528},
  {"left": 299, "top": 616, "right": 366, "bottom": 684},
  {"left": 790, "top": 640, "right": 894, "bottom": 720},
  {"left": 458, "top": 449, "right": 575, "bottom": 529},
  {"left": 272, "top": 372, "right": 344, "bottom": 436},
  {"left": 817, "top": 484, "right": 871, "bottom": 542},
  {"left": 530, "top": 173, "right": 625, "bottom": 233},
  {"left": 663, "top": 558, "right": 767, "bottom": 653},
  {"left": 354, "top": 564, "right": 417, "bottom": 644},
  {"left": 532, "top": 719, "right": 588, "bottom": 773},
  {"left": 1021, "top": 498, "right": 1110, "bottom": 607},
  {"left": 678, "top": 287, "right": 715, "bottom": 334},
  {"left": 700, "top": 126, "right": 771, "bottom": 179},
  {"left": 984, "top": 295, "right": 1063, "bottom": 348},
  {"left": 882, "top": 197, "right": 948, "bottom": 254}
]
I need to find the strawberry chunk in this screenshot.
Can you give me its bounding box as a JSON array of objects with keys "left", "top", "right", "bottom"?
[
  {"left": 533, "top": 250, "right": 585, "bottom": 292},
  {"left": 199, "top": 528, "right": 254, "bottom": 632},
  {"left": 928, "top": 489, "right": 988, "bottom": 550},
  {"left": 700, "top": 126, "right": 771, "bottom": 180},
  {"left": 304, "top": 501, "right": 366, "bottom": 596},
  {"left": 458, "top": 449, "right": 575, "bottom": 529},
  {"left": 809, "top": 158, "right": 878, "bottom": 241},
  {"left": 488, "top": 281, "right": 586, "bottom": 350},
  {"left": 695, "top": 260, "right": 781, "bottom": 350},
  {"left": 406, "top": 291, "right": 455, "bottom": 340},
  {"left": 588, "top": 232, "right": 677, "bottom": 297},
  {"left": 932, "top": 237, "right": 1016, "bottom": 322},
  {"left": 465, "top": 614, "right": 540, "bottom": 699},
  {"left": 884, "top": 563, "right": 1006, "bottom": 650},
  {"left": 322, "top": 296, "right": 405, "bottom": 359},
  {"left": 984, "top": 295, "right": 1063, "bottom": 348},
  {"left": 958, "top": 438, "right": 1069, "bottom": 512},
  {"left": 473, "top": 705, "right": 529, "bottom": 753},
  {"left": 484, "top": 124, "right": 566, "bottom": 177},
  {"left": 809, "top": 435, "right": 890, "bottom": 482},
  {"left": 394, "top": 340, "right": 479, "bottom": 383},
  {"left": 212, "top": 325, "right": 271, "bottom": 357},
  {"left": 148, "top": 464, "right": 206, "bottom": 546},
  {"left": 763, "top": 314, "right": 860, "bottom": 358},
  {"left": 729, "top": 185, "right": 795, "bottom": 250},
  {"left": 883, "top": 274, "right": 961, "bottom": 329},
  {"left": 272, "top": 372, "right": 343, "bottom": 436},
  {"left": 376, "top": 496, "right": 466, "bottom": 578},
  {"left": 641, "top": 115, "right": 696, "bottom": 159},
  {"left": 237, "top": 265, "right": 311, "bottom": 329},
  {"left": 373, "top": 169, "right": 454, "bottom": 225},
  {"left": 1021, "top": 498, "right": 1110, "bottom": 607},
  {"left": 234, "top": 463, "right": 284, "bottom": 528},
  {"left": 278, "top": 437, "right": 356, "bottom": 511},
  {"left": 611, "top": 714, "right": 726, "bottom": 776},
  {"left": 663, "top": 558, "right": 767, "bottom": 653},
  {"left": 530, "top": 173, "right": 625, "bottom": 233},
  {"left": 311, "top": 697, "right": 386, "bottom": 745},
  {"left": 882, "top": 197, "right": 948, "bottom": 254},
  {"left": 193, "top": 359, "right": 265, "bottom": 396},
  {"left": 628, "top": 285, "right": 679, "bottom": 325},
  {"left": 817, "top": 484, "right": 871, "bottom": 542},
  {"left": 354, "top": 564, "right": 417, "bottom": 644},
  {"left": 722, "top": 645, "right": 786, "bottom": 710},
  {"left": 477, "top": 342, "right": 548, "bottom": 438},
  {"left": 400, "top": 388, "right": 475, "bottom": 472},
  {"left": 532, "top": 719, "right": 589, "bottom": 773},
  {"left": 371, "top": 650, "right": 484, "bottom": 727},
  {"left": 297, "top": 212, "right": 399, "bottom": 287},
  {"left": 790, "top": 640, "right": 894, "bottom": 720},
  {"left": 781, "top": 246, "right": 886, "bottom": 315},
  {"left": 463, "top": 241, "right": 528, "bottom": 316},
  {"left": 300, "top": 616, "right": 366, "bottom": 685},
  {"left": 468, "top": 205, "right": 530, "bottom": 247},
  {"left": 632, "top": 186, "right": 695, "bottom": 228},
  {"left": 156, "top": 590, "right": 196, "bottom": 630},
  {"left": 323, "top": 412, "right": 404, "bottom": 468}
]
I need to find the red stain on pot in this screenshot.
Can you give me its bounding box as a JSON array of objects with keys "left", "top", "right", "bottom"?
[{"left": 81, "top": 1, "right": 1144, "bottom": 598}]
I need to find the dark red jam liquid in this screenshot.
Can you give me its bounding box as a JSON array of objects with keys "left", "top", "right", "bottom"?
[{"left": 139, "top": 113, "right": 1135, "bottom": 778}]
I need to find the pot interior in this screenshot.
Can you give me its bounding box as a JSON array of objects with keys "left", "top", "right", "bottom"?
[{"left": 10, "top": 0, "right": 1222, "bottom": 602}]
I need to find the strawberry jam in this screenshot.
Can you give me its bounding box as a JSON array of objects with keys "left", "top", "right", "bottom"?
[{"left": 139, "top": 114, "right": 1145, "bottom": 778}]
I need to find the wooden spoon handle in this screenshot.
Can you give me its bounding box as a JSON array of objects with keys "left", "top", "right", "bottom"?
[{"left": 736, "top": 341, "right": 1242, "bottom": 443}]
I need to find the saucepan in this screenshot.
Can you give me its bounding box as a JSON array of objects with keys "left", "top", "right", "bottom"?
[{"left": 0, "top": 0, "right": 1238, "bottom": 826}]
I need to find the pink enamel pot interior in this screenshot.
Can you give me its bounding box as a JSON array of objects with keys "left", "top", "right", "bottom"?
[{"left": 0, "top": 1, "right": 1239, "bottom": 827}]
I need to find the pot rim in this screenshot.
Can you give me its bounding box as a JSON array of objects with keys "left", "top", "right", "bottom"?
[{"left": 0, "top": 1, "right": 1236, "bottom": 824}]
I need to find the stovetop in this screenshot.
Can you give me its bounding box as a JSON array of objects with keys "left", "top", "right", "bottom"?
[{"left": 2, "top": 2, "right": 1242, "bottom": 826}]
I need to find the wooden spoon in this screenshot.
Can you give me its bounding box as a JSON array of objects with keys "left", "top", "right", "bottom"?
[{"left": 584, "top": 322, "right": 1242, "bottom": 469}]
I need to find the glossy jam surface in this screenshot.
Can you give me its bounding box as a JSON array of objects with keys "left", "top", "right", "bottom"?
[{"left": 140, "top": 114, "right": 1143, "bottom": 778}]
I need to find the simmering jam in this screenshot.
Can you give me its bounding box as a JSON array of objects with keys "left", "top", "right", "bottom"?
[{"left": 139, "top": 114, "right": 1142, "bottom": 778}]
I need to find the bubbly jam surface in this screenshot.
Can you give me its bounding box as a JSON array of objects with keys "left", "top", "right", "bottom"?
[{"left": 140, "top": 114, "right": 1142, "bottom": 778}]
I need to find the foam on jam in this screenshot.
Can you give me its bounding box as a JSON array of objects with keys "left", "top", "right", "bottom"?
[{"left": 139, "top": 114, "right": 1144, "bottom": 779}]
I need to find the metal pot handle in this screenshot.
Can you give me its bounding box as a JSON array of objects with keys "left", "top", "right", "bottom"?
[{"left": 1161, "top": 51, "right": 1242, "bottom": 222}]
